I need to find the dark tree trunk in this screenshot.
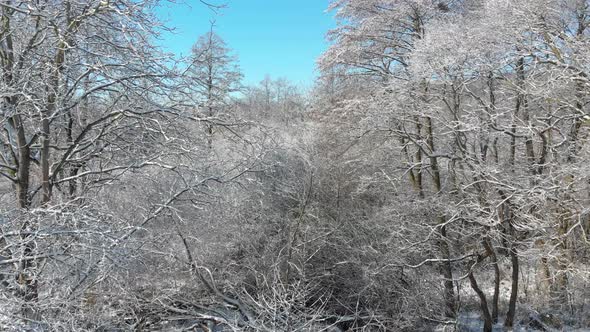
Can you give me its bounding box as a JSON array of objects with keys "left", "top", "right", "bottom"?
[
  {"left": 425, "top": 116, "right": 457, "bottom": 318},
  {"left": 505, "top": 245, "right": 519, "bottom": 328},
  {"left": 483, "top": 239, "right": 500, "bottom": 323},
  {"left": 468, "top": 269, "right": 493, "bottom": 332},
  {"left": 440, "top": 224, "right": 456, "bottom": 318}
]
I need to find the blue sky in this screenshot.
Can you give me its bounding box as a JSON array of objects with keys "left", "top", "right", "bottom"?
[{"left": 156, "top": 1, "right": 335, "bottom": 87}]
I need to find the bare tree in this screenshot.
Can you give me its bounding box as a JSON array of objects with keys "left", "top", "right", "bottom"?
[{"left": 187, "top": 28, "right": 242, "bottom": 148}]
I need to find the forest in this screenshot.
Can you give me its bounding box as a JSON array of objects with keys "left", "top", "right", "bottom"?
[{"left": 0, "top": 0, "right": 589, "bottom": 331}]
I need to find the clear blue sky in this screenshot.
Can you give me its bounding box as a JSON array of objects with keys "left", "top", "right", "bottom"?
[{"left": 156, "top": 1, "right": 335, "bottom": 87}]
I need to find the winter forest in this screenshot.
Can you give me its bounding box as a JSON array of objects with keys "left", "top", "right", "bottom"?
[{"left": 0, "top": 0, "right": 589, "bottom": 331}]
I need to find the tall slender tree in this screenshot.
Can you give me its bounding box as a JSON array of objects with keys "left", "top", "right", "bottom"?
[{"left": 188, "top": 29, "right": 242, "bottom": 148}]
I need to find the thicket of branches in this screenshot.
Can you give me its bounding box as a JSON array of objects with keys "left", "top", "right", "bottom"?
[{"left": 0, "top": 0, "right": 589, "bottom": 331}]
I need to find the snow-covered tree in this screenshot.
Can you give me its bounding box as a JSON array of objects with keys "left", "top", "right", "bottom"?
[
  {"left": 188, "top": 30, "right": 242, "bottom": 147},
  {"left": 316, "top": 0, "right": 590, "bottom": 330}
]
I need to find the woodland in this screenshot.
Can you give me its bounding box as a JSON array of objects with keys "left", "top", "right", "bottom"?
[{"left": 0, "top": 0, "right": 589, "bottom": 331}]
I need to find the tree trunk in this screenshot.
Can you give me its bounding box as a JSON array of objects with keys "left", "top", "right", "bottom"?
[
  {"left": 426, "top": 116, "right": 457, "bottom": 318},
  {"left": 483, "top": 238, "right": 500, "bottom": 323},
  {"left": 413, "top": 117, "right": 424, "bottom": 198},
  {"left": 468, "top": 268, "right": 493, "bottom": 332},
  {"left": 439, "top": 223, "right": 456, "bottom": 318},
  {"left": 41, "top": 44, "right": 66, "bottom": 205},
  {"left": 12, "top": 114, "right": 31, "bottom": 209},
  {"left": 505, "top": 244, "right": 519, "bottom": 328}
]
